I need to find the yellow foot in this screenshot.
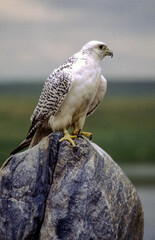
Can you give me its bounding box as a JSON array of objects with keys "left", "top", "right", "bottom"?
[
  {"left": 72, "top": 126, "right": 92, "bottom": 140},
  {"left": 80, "top": 131, "right": 92, "bottom": 140},
  {"left": 59, "top": 131, "right": 77, "bottom": 147}
]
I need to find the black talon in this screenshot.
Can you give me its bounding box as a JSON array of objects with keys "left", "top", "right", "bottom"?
[
  {"left": 89, "top": 134, "right": 92, "bottom": 140},
  {"left": 77, "top": 134, "right": 84, "bottom": 139}
]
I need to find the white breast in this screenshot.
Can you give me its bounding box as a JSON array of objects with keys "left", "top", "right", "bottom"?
[{"left": 49, "top": 60, "right": 101, "bottom": 131}]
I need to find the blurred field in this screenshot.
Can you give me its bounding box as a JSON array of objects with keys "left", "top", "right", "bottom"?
[{"left": 0, "top": 91, "right": 155, "bottom": 167}]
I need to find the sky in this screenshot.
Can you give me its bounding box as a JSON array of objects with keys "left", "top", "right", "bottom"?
[{"left": 0, "top": 0, "right": 155, "bottom": 82}]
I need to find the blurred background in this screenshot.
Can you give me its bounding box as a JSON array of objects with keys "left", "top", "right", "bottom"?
[{"left": 0, "top": 0, "right": 155, "bottom": 238}]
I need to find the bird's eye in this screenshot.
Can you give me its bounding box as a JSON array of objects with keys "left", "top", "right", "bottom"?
[{"left": 98, "top": 44, "right": 104, "bottom": 50}]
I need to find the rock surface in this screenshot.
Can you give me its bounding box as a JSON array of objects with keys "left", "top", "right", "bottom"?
[{"left": 0, "top": 132, "right": 144, "bottom": 240}]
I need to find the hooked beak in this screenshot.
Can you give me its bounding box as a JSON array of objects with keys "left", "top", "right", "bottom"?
[{"left": 105, "top": 48, "right": 113, "bottom": 58}]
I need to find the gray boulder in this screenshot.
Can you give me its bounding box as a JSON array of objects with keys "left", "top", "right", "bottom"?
[{"left": 0, "top": 132, "right": 144, "bottom": 240}]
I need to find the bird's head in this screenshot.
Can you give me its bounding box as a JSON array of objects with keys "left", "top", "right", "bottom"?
[{"left": 81, "top": 40, "right": 113, "bottom": 61}]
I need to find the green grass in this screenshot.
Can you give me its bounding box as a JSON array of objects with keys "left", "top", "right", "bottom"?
[{"left": 0, "top": 95, "right": 155, "bottom": 167}]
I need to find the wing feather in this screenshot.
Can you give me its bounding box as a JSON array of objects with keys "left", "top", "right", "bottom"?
[
  {"left": 26, "top": 69, "right": 74, "bottom": 139},
  {"left": 87, "top": 75, "right": 107, "bottom": 116}
]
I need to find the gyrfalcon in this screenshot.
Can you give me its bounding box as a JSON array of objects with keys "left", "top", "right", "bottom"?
[{"left": 11, "top": 40, "right": 113, "bottom": 154}]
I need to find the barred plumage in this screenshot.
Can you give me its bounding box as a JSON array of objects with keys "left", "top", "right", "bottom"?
[{"left": 11, "top": 40, "right": 113, "bottom": 154}]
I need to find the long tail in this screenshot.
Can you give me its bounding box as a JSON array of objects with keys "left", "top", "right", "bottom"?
[
  {"left": 10, "top": 119, "right": 40, "bottom": 155},
  {"left": 10, "top": 120, "right": 51, "bottom": 155},
  {"left": 10, "top": 138, "right": 32, "bottom": 155}
]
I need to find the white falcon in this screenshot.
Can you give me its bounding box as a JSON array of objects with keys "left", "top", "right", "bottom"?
[{"left": 11, "top": 40, "right": 113, "bottom": 154}]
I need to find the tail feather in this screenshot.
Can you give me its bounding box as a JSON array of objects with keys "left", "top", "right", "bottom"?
[
  {"left": 10, "top": 120, "right": 51, "bottom": 155},
  {"left": 10, "top": 138, "right": 32, "bottom": 155},
  {"left": 10, "top": 120, "right": 39, "bottom": 155}
]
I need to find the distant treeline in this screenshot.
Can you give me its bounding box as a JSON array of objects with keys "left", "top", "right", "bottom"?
[{"left": 0, "top": 80, "right": 155, "bottom": 97}]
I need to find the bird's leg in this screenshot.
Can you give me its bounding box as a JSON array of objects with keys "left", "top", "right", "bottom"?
[
  {"left": 59, "top": 128, "right": 77, "bottom": 147},
  {"left": 72, "top": 125, "right": 92, "bottom": 140},
  {"left": 72, "top": 125, "right": 81, "bottom": 135}
]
